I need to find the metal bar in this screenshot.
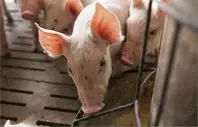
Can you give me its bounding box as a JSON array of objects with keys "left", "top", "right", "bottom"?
[
  {"left": 71, "top": 108, "right": 83, "bottom": 127},
  {"left": 140, "top": 69, "right": 156, "bottom": 88},
  {"left": 154, "top": 0, "right": 198, "bottom": 32},
  {"left": 134, "top": 0, "right": 153, "bottom": 126},
  {"left": 135, "top": 100, "right": 141, "bottom": 127},
  {"left": 134, "top": 70, "right": 156, "bottom": 127},
  {"left": 74, "top": 102, "right": 135, "bottom": 123},
  {"left": 136, "top": 0, "right": 153, "bottom": 100},
  {"left": 153, "top": 22, "right": 181, "bottom": 126}
]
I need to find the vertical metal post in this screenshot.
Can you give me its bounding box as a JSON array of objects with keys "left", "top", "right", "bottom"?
[
  {"left": 0, "top": 0, "right": 7, "bottom": 54},
  {"left": 150, "top": 0, "right": 198, "bottom": 126}
]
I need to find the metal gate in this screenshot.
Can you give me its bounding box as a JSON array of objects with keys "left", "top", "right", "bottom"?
[{"left": 71, "top": 0, "right": 198, "bottom": 126}]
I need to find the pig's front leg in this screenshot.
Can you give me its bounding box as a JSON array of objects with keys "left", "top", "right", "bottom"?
[
  {"left": 111, "top": 59, "right": 133, "bottom": 78},
  {"left": 2, "top": 0, "right": 14, "bottom": 24},
  {"left": 31, "top": 21, "right": 43, "bottom": 53},
  {"left": 0, "top": 9, "right": 9, "bottom": 57}
]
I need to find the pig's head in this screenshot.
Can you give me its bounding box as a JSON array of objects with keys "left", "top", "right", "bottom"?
[
  {"left": 44, "top": 0, "right": 84, "bottom": 34},
  {"left": 18, "top": 0, "right": 44, "bottom": 21},
  {"left": 35, "top": 2, "right": 124, "bottom": 114},
  {"left": 18, "top": 0, "right": 83, "bottom": 34},
  {"left": 121, "top": 0, "right": 165, "bottom": 66}
]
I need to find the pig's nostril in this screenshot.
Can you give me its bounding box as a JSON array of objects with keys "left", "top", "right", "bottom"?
[{"left": 82, "top": 103, "right": 105, "bottom": 114}]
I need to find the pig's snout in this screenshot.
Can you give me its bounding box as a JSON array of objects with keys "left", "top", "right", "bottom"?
[
  {"left": 21, "top": 11, "right": 38, "bottom": 21},
  {"left": 82, "top": 103, "right": 105, "bottom": 114}
]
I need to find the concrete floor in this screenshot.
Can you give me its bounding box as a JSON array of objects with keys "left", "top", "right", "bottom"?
[{"left": 0, "top": 0, "right": 156, "bottom": 126}]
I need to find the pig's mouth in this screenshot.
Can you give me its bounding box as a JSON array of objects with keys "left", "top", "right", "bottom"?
[
  {"left": 77, "top": 86, "right": 107, "bottom": 114},
  {"left": 82, "top": 103, "right": 105, "bottom": 114}
]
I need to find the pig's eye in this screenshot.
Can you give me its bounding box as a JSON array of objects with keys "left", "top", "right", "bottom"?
[
  {"left": 54, "top": 19, "right": 58, "bottom": 23},
  {"left": 149, "top": 29, "right": 157, "bottom": 36},
  {"left": 64, "top": 28, "right": 68, "bottom": 32},
  {"left": 100, "top": 58, "right": 106, "bottom": 67}
]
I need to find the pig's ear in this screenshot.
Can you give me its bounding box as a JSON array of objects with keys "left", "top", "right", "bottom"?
[
  {"left": 35, "top": 23, "right": 70, "bottom": 58},
  {"left": 65, "top": 0, "right": 84, "bottom": 16},
  {"left": 131, "top": 0, "right": 143, "bottom": 8},
  {"left": 91, "top": 2, "right": 124, "bottom": 45}
]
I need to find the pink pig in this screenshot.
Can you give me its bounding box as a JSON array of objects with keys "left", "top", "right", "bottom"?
[
  {"left": 18, "top": 0, "right": 95, "bottom": 52},
  {"left": 34, "top": 0, "right": 164, "bottom": 114},
  {"left": 44, "top": 0, "right": 96, "bottom": 34},
  {"left": 18, "top": 0, "right": 95, "bottom": 34},
  {"left": 35, "top": 0, "right": 130, "bottom": 114},
  {"left": 121, "top": 0, "right": 165, "bottom": 67}
]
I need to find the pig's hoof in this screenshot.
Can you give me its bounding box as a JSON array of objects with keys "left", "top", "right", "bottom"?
[
  {"left": 111, "top": 72, "right": 124, "bottom": 78},
  {"left": 82, "top": 103, "right": 105, "bottom": 114},
  {"left": 120, "top": 56, "right": 134, "bottom": 67},
  {"left": 0, "top": 51, "right": 10, "bottom": 57}
]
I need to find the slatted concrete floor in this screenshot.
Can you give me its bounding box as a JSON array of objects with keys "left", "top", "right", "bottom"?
[{"left": 0, "top": 0, "right": 80, "bottom": 126}]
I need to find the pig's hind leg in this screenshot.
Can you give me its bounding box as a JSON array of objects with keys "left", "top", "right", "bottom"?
[
  {"left": 2, "top": 0, "right": 14, "bottom": 24},
  {"left": 31, "top": 21, "right": 43, "bottom": 53}
]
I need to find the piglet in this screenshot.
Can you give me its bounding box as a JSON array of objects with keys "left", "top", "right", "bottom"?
[
  {"left": 35, "top": 0, "right": 130, "bottom": 114},
  {"left": 18, "top": 0, "right": 95, "bottom": 52},
  {"left": 121, "top": 0, "right": 165, "bottom": 67},
  {"left": 18, "top": 0, "right": 95, "bottom": 34}
]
